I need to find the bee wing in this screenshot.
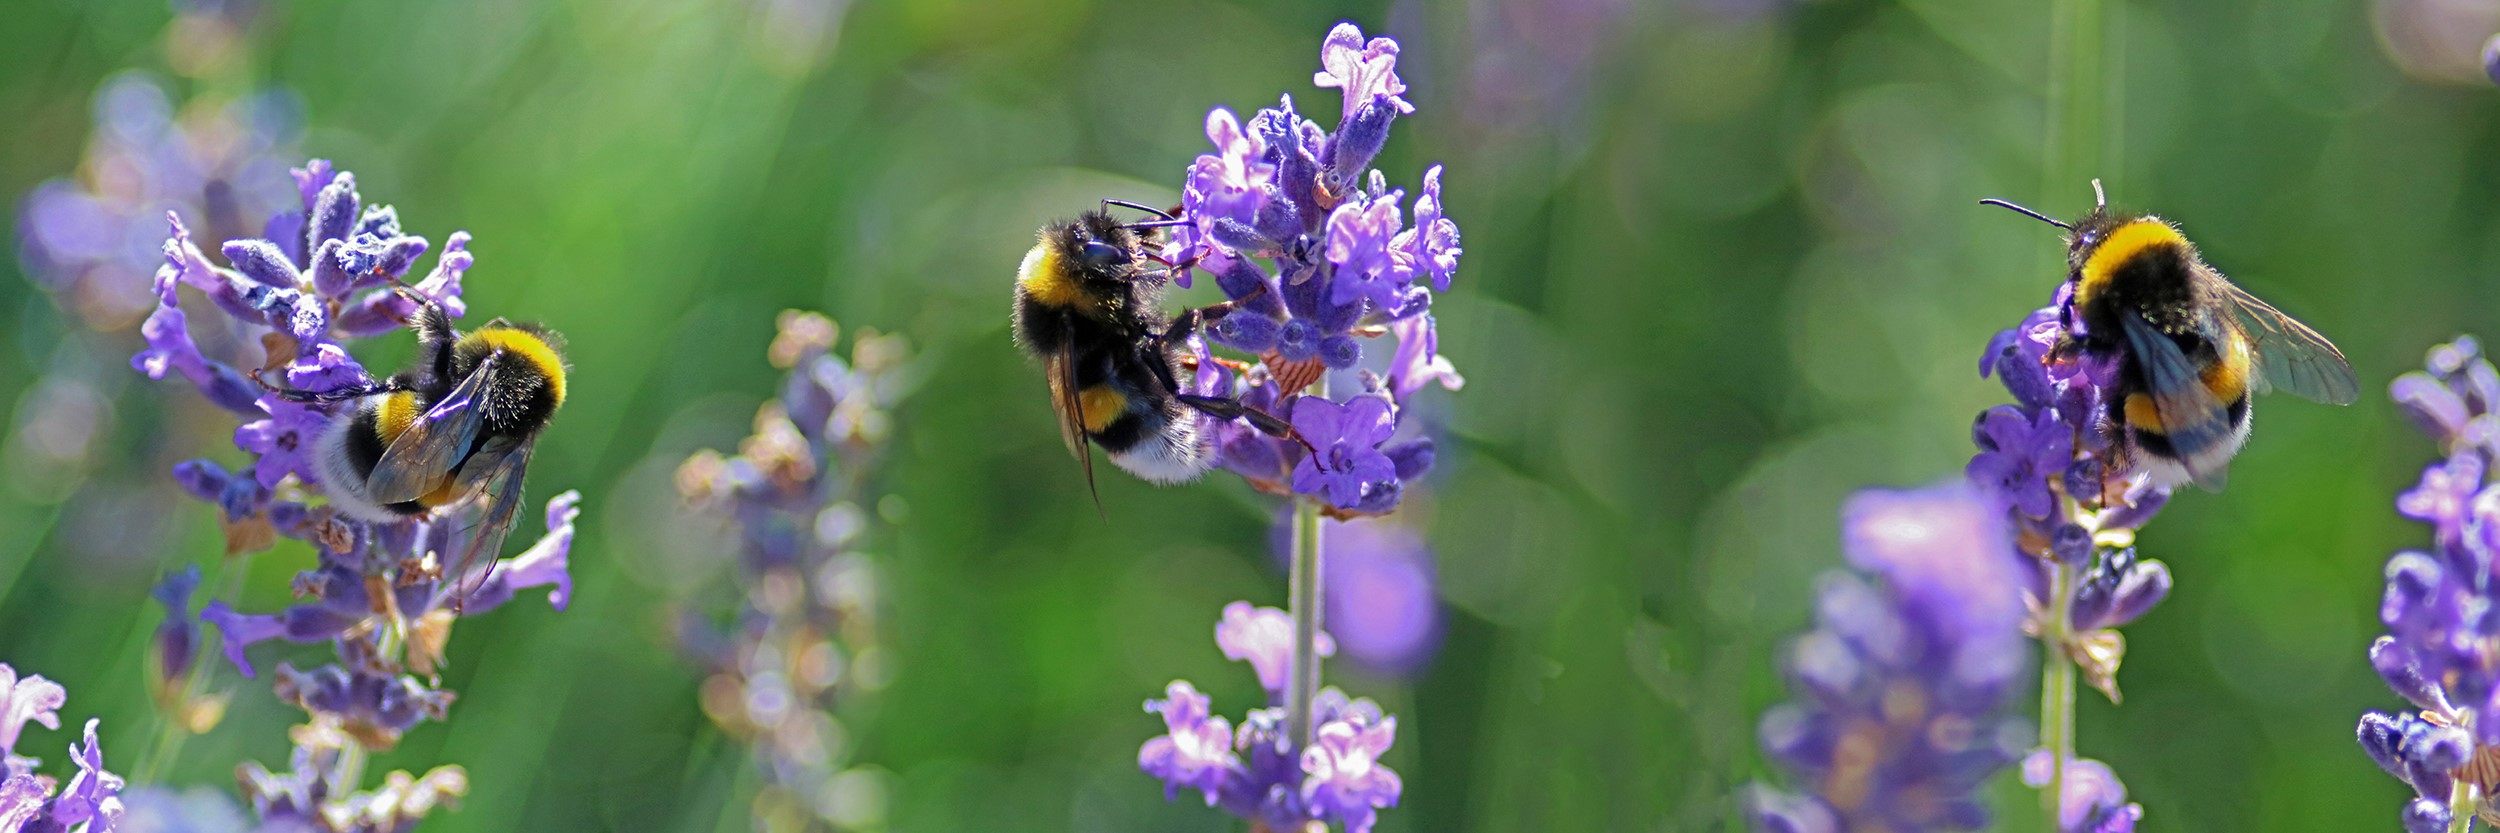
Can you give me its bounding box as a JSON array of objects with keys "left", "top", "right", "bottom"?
[
  {"left": 1046, "top": 352, "right": 1103, "bottom": 509},
  {"left": 366, "top": 352, "right": 500, "bottom": 504},
  {"left": 2118, "top": 312, "right": 2235, "bottom": 491},
  {"left": 2205, "top": 269, "right": 2358, "bottom": 405},
  {"left": 447, "top": 440, "right": 533, "bottom": 610}
]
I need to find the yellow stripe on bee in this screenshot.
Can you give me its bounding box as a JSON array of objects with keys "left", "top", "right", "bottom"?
[
  {"left": 2077, "top": 219, "right": 2189, "bottom": 306},
  {"left": 1018, "top": 242, "right": 1090, "bottom": 312},
  {"left": 1077, "top": 384, "right": 1127, "bottom": 433},
  {"left": 466, "top": 328, "right": 567, "bottom": 406},
  {"left": 2123, "top": 392, "right": 2168, "bottom": 434},
  {"left": 2202, "top": 334, "right": 2252, "bottom": 403},
  {"left": 378, "top": 390, "right": 421, "bottom": 442}
]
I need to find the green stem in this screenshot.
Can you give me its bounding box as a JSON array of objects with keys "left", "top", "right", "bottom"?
[
  {"left": 1286, "top": 489, "right": 1326, "bottom": 748},
  {"left": 2039, "top": 0, "right": 2110, "bottom": 827},
  {"left": 1285, "top": 377, "right": 1330, "bottom": 749},
  {"left": 2040, "top": 560, "right": 2077, "bottom": 832},
  {"left": 2453, "top": 778, "right": 2478, "bottom": 833}
]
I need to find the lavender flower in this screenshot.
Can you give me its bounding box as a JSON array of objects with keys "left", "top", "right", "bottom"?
[
  {"left": 18, "top": 72, "right": 299, "bottom": 331},
  {"left": 1139, "top": 603, "right": 1402, "bottom": 832},
  {"left": 675, "top": 312, "right": 905, "bottom": 831},
  {"left": 2022, "top": 753, "right": 2143, "bottom": 833},
  {"left": 0, "top": 664, "right": 126, "bottom": 832},
  {"left": 1972, "top": 288, "right": 2173, "bottom": 700},
  {"left": 134, "top": 159, "right": 577, "bottom": 828},
  {"left": 2359, "top": 335, "right": 2500, "bottom": 828},
  {"left": 1748, "top": 483, "right": 2031, "bottom": 833},
  {"left": 146, "top": 567, "right": 230, "bottom": 737},
  {"left": 234, "top": 716, "right": 468, "bottom": 833},
  {"left": 1165, "top": 21, "right": 1461, "bottom": 517}
]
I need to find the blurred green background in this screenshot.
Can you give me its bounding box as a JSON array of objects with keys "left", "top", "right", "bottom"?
[{"left": 2, "top": 0, "right": 2497, "bottom": 829}]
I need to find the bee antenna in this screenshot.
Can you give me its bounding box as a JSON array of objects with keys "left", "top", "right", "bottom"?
[
  {"left": 2089, "top": 178, "right": 2108, "bottom": 210},
  {"left": 1977, "top": 198, "right": 2073, "bottom": 231},
  {"left": 1101, "top": 198, "right": 1177, "bottom": 220},
  {"left": 1121, "top": 218, "right": 1193, "bottom": 231}
]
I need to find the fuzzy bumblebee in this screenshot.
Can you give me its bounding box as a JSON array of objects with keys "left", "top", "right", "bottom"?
[
  {"left": 277, "top": 286, "right": 567, "bottom": 593},
  {"left": 1010, "top": 202, "right": 1306, "bottom": 503},
  {"left": 1985, "top": 182, "right": 2357, "bottom": 490}
]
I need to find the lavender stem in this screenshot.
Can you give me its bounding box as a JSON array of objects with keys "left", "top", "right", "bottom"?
[
  {"left": 1287, "top": 374, "right": 1329, "bottom": 747},
  {"left": 2041, "top": 557, "right": 2077, "bottom": 832}
]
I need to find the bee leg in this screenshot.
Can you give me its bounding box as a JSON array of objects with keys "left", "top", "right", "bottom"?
[
  {"left": 1175, "top": 393, "right": 1323, "bottom": 464},
  {"left": 391, "top": 285, "right": 458, "bottom": 389},
  {"left": 257, "top": 373, "right": 410, "bottom": 404}
]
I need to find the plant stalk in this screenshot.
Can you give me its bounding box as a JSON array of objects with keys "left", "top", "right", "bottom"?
[
  {"left": 1286, "top": 381, "right": 1329, "bottom": 748},
  {"left": 2453, "top": 778, "right": 2478, "bottom": 833}
]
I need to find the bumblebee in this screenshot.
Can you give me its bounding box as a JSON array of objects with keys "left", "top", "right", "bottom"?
[
  {"left": 1010, "top": 201, "right": 1302, "bottom": 501},
  {"left": 279, "top": 286, "right": 567, "bottom": 595},
  {"left": 1983, "top": 182, "right": 2357, "bottom": 490}
]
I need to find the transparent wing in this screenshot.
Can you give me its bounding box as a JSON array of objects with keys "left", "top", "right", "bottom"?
[
  {"left": 447, "top": 441, "right": 532, "bottom": 611},
  {"left": 2206, "top": 270, "right": 2358, "bottom": 405},
  {"left": 2119, "top": 312, "right": 2236, "bottom": 491},
  {"left": 366, "top": 352, "right": 499, "bottom": 504},
  {"left": 1047, "top": 352, "right": 1101, "bottom": 508}
]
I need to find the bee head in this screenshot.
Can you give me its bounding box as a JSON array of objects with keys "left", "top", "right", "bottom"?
[{"left": 1057, "top": 210, "right": 1147, "bottom": 281}]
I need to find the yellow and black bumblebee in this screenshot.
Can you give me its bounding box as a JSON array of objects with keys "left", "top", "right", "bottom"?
[
  {"left": 1011, "top": 201, "right": 1304, "bottom": 501},
  {"left": 1983, "top": 182, "right": 2357, "bottom": 490},
  {"left": 276, "top": 286, "right": 567, "bottom": 591}
]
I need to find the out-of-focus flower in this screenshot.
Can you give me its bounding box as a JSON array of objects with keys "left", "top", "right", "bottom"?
[
  {"left": 676, "top": 311, "right": 906, "bottom": 832},
  {"left": 0, "top": 665, "right": 126, "bottom": 832},
  {"left": 1747, "top": 483, "right": 2032, "bottom": 833},
  {"left": 1166, "top": 21, "right": 1461, "bottom": 518},
  {"left": 19, "top": 71, "right": 299, "bottom": 332},
  {"left": 2358, "top": 335, "right": 2500, "bottom": 829},
  {"left": 1139, "top": 603, "right": 1400, "bottom": 833},
  {"left": 2023, "top": 752, "right": 2144, "bottom": 833},
  {"left": 147, "top": 565, "right": 230, "bottom": 736},
  {"left": 136, "top": 159, "right": 576, "bottom": 829},
  {"left": 1267, "top": 515, "right": 1442, "bottom": 676},
  {"left": 235, "top": 716, "right": 467, "bottom": 833}
]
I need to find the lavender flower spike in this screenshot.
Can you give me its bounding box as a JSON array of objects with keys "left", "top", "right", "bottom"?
[
  {"left": 135, "top": 159, "right": 577, "bottom": 828},
  {"left": 1139, "top": 602, "right": 1403, "bottom": 832},
  {"left": 2360, "top": 335, "right": 2500, "bottom": 829},
  {"left": 1749, "top": 482, "right": 2031, "bottom": 833},
  {"left": 1161, "top": 21, "right": 1460, "bottom": 516},
  {"left": 0, "top": 665, "right": 126, "bottom": 830}
]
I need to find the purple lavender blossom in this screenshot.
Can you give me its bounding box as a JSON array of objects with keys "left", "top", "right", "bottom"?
[
  {"left": 1138, "top": 682, "right": 1238, "bottom": 806},
  {"left": 1139, "top": 603, "right": 1402, "bottom": 832},
  {"left": 1164, "top": 21, "right": 1461, "bottom": 517},
  {"left": 1217, "top": 601, "right": 1337, "bottom": 696},
  {"left": 1972, "top": 288, "right": 2173, "bottom": 702},
  {"left": 675, "top": 312, "right": 905, "bottom": 830},
  {"left": 1749, "top": 483, "right": 2031, "bottom": 833},
  {"left": 134, "top": 159, "right": 577, "bottom": 829},
  {"left": 2023, "top": 753, "right": 2144, "bottom": 833},
  {"left": 2359, "top": 335, "right": 2500, "bottom": 827},
  {"left": 151, "top": 566, "right": 204, "bottom": 687},
  {"left": 0, "top": 665, "right": 126, "bottom": 831},
  {"left": 1291, "top": 394, "right": 1402, "bottom": 514}
]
